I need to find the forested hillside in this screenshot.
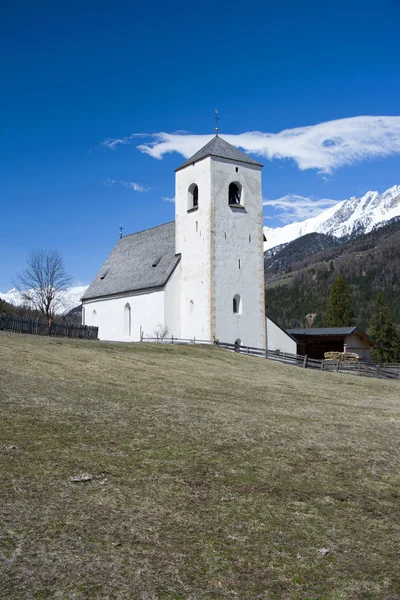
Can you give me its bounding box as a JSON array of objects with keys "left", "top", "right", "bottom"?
[{"left": 265, "top": 218, "right": 400, "bottom": 330}]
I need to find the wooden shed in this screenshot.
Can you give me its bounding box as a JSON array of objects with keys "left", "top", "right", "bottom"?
[{"left": 286, "top": 327, "right": 374, "bottom": 361}]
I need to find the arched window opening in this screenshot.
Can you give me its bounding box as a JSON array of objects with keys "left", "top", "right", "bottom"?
[
  {"left": 229, "top": 182, "right": 242, "bottom": 205},
  {"left": 233, "top": 294, "right": 242, "bottom": 314},
  {"left": 124, "top": 303, "right": 131, "bottom": 337},
  {"left": 188, "top": 183, "right": 199, "bottom": 209},
  {"left": 92, "top": 309, "right": 97, "bottom": 324}
]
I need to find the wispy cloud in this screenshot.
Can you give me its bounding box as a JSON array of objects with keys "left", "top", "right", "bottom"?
[
  {"left": 101, "top": 133, "right": 149, "bottom": 151},
  {"left": 101, "top": 178, "right": 116, "bottom": 187},
  {"left": 102, "top": 116, "right": 400, "bottom": 173},
  {"left": 120, "top": 181, "right": 149, "bottom": 192},
  {"left": 263, "top": 194, "right": 340, "bottom": 223},
  {"left": 162, "top": 196, "right": 175, "bottom": 203}
]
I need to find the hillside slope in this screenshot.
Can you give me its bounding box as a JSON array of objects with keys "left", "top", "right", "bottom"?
[
  {"left": 1, "top": 333, "right": 400, "bottom": 599},
  {"left": 265, "top": 218, "right": 400, "bottom": 329}
]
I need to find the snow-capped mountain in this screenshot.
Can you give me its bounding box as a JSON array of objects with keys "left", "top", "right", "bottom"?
[
  {"left": 0, "top": 285, "right": 88, "bottom": 314},
  {"left": 264, "top": 185, "right": 400, "bottom": 250}
]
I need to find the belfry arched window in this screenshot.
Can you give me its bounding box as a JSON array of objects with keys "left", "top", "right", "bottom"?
[
  {"left": 188, "top": 183, "right": 199, "bottom": 209},
  {"left": 229, "top": 182, "right": 242, "bottom": 205},
  {"left": 233, "top": 294, "right": 242, "bottom": 314},
  {"left": 124, "top": 303, "right": 131, "bottom": 337}
]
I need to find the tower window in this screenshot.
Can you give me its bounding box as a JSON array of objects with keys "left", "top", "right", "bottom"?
[
  {"left": 235, "top": 167, "right": 239, "bottom": 173},
  {"left": 188, "top": 183, "right": 199, "bottom": 210},
  {"left": 229, "top": 182, "right": 242, "bottom": 205},
  {"left": 233, "top": 294, "right": 242, "bottom": 314}
]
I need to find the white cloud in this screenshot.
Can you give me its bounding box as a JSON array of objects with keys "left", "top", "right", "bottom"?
[
  {"left": 263, "top": 194, "right": 340, "bottom": 223},
  {"left": 103, "top": 116, "right": 400, "bottom": 173},
  {"left": 101, "top": 178, "right": 116, "bottom": 187},
  {"left": 162, "top": 196, "right": 175, "bottom": 203},
  {"left": 101, "top": 133, "right": 148, "bottom": 151},
  {"left": 120, "top": 181, "right": 149, "bottom": 192}
]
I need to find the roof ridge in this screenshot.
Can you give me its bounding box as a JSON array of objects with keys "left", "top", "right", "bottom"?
[
  {"left": 176, "top": 135, "right": 263, "bottom": 171},
  {"left": 120, "top": 220, "right": 175, "bottom": 240}
]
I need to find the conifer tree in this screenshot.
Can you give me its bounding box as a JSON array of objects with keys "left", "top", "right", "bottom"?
[
  {"left": 325, "top": 274, "right": 355, "bottom": 327},
  {"left": 369, "top": 292, "right": 400, "bottom": 364}
]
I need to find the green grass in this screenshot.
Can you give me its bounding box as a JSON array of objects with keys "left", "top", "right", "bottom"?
[{"left": 1, "top": 332, "right": 400, "bottom": 599}]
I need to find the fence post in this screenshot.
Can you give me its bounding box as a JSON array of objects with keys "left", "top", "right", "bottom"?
[
  {"left": 336, "top": 361, "right": 340, "bottom": 372},
  {"left": 321, "top": 360, "right": 324, "bottom": 371},
  {"left": 282, "top": 352, "right": 286, "bottom": 364},
  {"left": 193, "top": 337, "right": 196, "bottom": 344},
  {"left": 377, "top": 365, "right": 381, "bottom": 379},
  {"left": 171, "top": 335, "right": 174, "bottom": 344},
  {"left": 303, "top": 355, "right": 308, "bottom": 368},
  {"left": 265, "top": 346, "right": 268, "bottom": 360}
]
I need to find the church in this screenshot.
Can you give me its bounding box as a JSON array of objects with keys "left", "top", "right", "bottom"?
[{"left": 81, "top": 135, "right": 266, "bottom": 348}]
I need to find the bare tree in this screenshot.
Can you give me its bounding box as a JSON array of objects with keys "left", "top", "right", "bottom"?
[
  {"left": 15, "top": 249, "right": 73, "bottom": 325},
  {"left": 153, "top": 323, "right": 169, "bottom": 341}
]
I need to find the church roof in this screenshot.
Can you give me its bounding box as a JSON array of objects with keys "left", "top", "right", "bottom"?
[
  {"left": 82, "top": 221, "right": 180, "bottom": 301},
  {"left": 175, "top": 135, "right": 263, "bottom": 171}
]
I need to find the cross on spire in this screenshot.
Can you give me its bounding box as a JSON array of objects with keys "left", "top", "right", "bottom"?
[
  {"left": 119, "top": 224, "right": 123, "bottom": 239},
  {"left": 214, "top": 109, "right": 219, "bottom": 136}
]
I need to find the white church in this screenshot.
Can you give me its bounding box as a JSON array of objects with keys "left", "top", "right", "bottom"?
[{"left": 82, "top": 135, "right": 266, "bottom": 348}]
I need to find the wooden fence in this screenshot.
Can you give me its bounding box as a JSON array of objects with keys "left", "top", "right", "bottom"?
[
  {"left": 0, "top": 314, "right": 98, "bottom": 340},
  {"left": 142, "top": 336, "right": 400, "bottom": 381}
]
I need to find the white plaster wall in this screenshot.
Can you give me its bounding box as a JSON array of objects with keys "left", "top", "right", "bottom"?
[
  {"left": 83, "top": 289, "right": 165, "bottom": 341},
  {"left": 212, "top": 157, "right": 266, "bottom": 348},
  {"left": 175, "top": 158, "right": 212, "bottom": 340},
  {"left": 266, "top": 317, "right": 297, "bottom": 353},
  {"left": 164, "top": 261, "right": 181, "bottom": 338},
  {"left": 344, "top": 334, "right": 372, "bottom": 361}
]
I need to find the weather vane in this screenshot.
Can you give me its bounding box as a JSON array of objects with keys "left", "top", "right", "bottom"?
[{"left": 215, "top": 109, "right": 219, "bottom": 136}]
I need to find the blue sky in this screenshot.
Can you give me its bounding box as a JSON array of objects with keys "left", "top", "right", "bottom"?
[{"left": 1, "top": 0, "right": 400, "bottom": 291}]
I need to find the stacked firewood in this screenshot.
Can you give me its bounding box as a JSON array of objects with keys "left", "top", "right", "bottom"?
[{"left": 324, "top": 351, "right": 360, "bottom": 362}]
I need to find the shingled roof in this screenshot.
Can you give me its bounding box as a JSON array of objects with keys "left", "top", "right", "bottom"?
[
  {"left": 176, "top": 135, "right": 263, "bottom": 171},
  {"left": 82, "top": 221, "right": 180, "bottom": 301}
]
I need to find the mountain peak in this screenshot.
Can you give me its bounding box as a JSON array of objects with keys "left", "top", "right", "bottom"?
[{"left": 264, "top": 184, "right": 400, "bottom": 250}]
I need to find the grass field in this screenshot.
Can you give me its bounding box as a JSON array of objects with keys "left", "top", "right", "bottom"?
[{"left": 1, "top": 332, "right": 400, "bottom": 600}]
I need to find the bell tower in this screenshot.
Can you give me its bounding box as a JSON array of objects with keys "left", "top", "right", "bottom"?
[{"left": 174, "top": 135, "right": 266, "bottom": 348}]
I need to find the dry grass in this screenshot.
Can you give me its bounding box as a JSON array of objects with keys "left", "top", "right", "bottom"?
[{"left": 1, "top": 331, "right": 400, "bottom": 600}]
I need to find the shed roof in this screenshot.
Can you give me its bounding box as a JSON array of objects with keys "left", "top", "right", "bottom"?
[
  {"left": 287, "top": 327, "right": 374, "bottom": 343},
  {"left": 176, "top": 135, "right": 263, "bottom": 171},
  {"left": 82, "top": 221, "right": 180, "bottom": 301}
]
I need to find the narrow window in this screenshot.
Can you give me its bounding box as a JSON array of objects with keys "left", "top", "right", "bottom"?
[
  {"left": 124, "top": 303, "right": 131, "bottom": 337},
  {"left": 229, "top": 182, "right": 242, "bottom": 205},
  {"left": 92, "top": 309, "right": 97, "bottom": 324},
  {"left": 235, "top": 167, "right": 239, "bottom": 173},
  {"left": 238, "top": 259, "right": 241, "bottom": 269},
  {"left": 188, "top": 183, "right": 199, "bottom": 209},
  {"left": 196, "top": 221, "right": 198, "bottom": 233},
  {"left": 193, "top": 185, "right": 198, "bottom": 207},
  {"left": 249, "top": 234, "right": 251, "bottom": 242},
  {"left": 233, "top": 294, "right": 241, "bottom": 314}
]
